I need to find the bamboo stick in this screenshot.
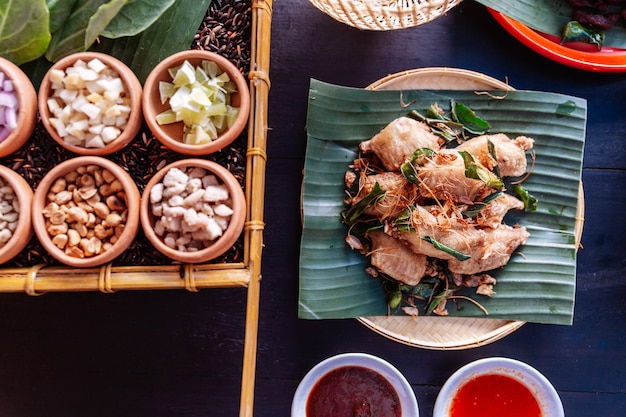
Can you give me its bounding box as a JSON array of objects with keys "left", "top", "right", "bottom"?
[{"left": 239, "top": 1, "right": 272, "bottom": 416}]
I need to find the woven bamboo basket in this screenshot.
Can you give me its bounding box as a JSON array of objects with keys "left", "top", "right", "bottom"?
[
  {"left": 0, "top": 1, "right": 273, "bottom": 416},
  {"left": 308, "top": 0, "right": 462, "bottom": 30},
  {"left": 357, "top": 67, "right": 585, "bottom": 350}
]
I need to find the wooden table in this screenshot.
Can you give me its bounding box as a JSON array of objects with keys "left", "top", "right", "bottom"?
[{"left": 1, "top": 1, "right": 625, "bottom": 416}]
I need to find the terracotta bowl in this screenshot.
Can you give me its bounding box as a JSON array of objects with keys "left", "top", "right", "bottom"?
[
  {"left": 140, "top": 159, "right": 246, "bottom": 263},
  {"left": 142, "top": 50, "right": 250, "bottom": 156},
  {"left": 0, "top": 165, "right": 33, "bottom": 265},
  {"left": 38, "top": 52, "right": 143, "bottom": 156},
  {"left": 0, "top": 57, "right": 37, "bottom": 158},
  {"left": 32, "top": 156, "right": 140, "bottom": 268}
]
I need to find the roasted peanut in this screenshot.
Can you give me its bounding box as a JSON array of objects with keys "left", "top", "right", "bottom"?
[
  {"left": 43, "top": 165, "right": 129, "bottom": 258},
  {"left": 50, "top": 178, "right": 67, "bottom": 193},
  {"left": 106, "top": 195, "right": 125, "bottom": 211},
  {"left": 52, "top": 234, "right": 68, "bottom": 249}
]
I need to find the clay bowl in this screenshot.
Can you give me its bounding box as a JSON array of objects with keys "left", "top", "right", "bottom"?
[
  {"left": 38, "top": 52, "right": 143, "bottom": 156},
  {"left": 32, "top": 156, "right": 140, "bottom": 268},
  {"left": 140, "top": 159, "right": 246, "bottom": 263},
  {"left": 0, "top": 57, "right": 37, "bottom": 158},
  {"left": 142, "top": 50, "right": 250, "bottom": 156},
  {"left": 0, "top": 165, "right": 33, "bottom": 264}
]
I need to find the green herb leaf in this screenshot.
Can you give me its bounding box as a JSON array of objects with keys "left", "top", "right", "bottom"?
[
  {"left": 561, "top": 21, "right": 604, "bottom": 50},
  {"left": 394, "top": 206, "right": 415, "bottom": 232},
  {"left": 400, "top": 147, "right": 436, "bottom": 185},
  {"left": 0, "top": 0, "right": 51, "bottom": 65},
  {"left": 426, "top": 288, "right": 454, "bottom": 315},
  {"left": 452, "top": 100, "right": 491, "bottom": 135},
  {"left": 512, "top": 184, "right": 538, "bottom": 212},
  {"left": 421, "top": 236, "right": 471, "bottom": 261},
  {"left": 458, "top": 150, "right": 503, "bottom": 190},
  {"left": 387, "top": 289, "right": 403, "bottom": 309},
  {"left": 101, "top": 0, "right": 176, "bottom": 38},
  {"left": 406, "top": 108, "right": 464, "bottom": 143},
  {"left": 463, "top": 191, "right": 503, "bottom": 218},
  {"left": 342, "top": 182, "right": 386, "bottom": 225}
]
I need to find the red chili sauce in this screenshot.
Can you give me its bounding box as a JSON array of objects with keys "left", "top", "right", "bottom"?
[
  {"left": 306, "top": 365, "right": 401, "bottom": 417},
  {"left": 450, "top": 373, "right": 542, "bottom": 417}
]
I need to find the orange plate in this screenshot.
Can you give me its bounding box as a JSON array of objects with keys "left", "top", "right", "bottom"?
[{"left": 489, "top": 8, "right": 626, "bottom": 72}]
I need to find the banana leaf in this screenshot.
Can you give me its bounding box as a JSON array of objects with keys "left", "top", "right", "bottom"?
[
  {"left": 475, "top": 0, "right": 626, "bottom": 48},
  {"left": 299, "top": 79, "right": 586, "bottom": 325}
]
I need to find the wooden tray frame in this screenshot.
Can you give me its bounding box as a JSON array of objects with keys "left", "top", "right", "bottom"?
[{"left": 0, "top": 1, "right": 273, "bottom": 416}]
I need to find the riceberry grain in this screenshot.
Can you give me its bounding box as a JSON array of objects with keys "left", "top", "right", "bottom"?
[{"left": 0, "top": 0, "right": 251, "bottom": 268}]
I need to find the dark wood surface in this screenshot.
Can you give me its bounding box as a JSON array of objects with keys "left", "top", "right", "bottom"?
[{"left": 1, "top": 1, "right": 626, "bottom": 416}]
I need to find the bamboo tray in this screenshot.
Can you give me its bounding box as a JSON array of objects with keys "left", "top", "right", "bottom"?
[
  {"left": 0, "top": 1, "right": 273, "bottom": 416},
  {"left": 357, "top": 67, "right": 584, "bottom": 350}
]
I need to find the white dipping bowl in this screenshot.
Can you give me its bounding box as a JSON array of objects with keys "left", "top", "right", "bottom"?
[
  {"left": 291, "top": 352, "right": 419, "bottom": 417},
  {"left": 433, "top": 357, "right": 564, "bottom": 417}
]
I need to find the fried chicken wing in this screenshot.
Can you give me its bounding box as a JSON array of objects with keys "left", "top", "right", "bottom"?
[
  {"left": 343, "top": 112, "right": 536, "bottom": 305},
  {"left": 456, "top": 133, "right": 534, "bottom": 177},
  {"left": 387, "top": 204, "right": 529, "bottom": 275},
  {"left": 417, "top": 149, "right": 496, "bottom": 204},
  {"left": 359, "top": 117, "right": 441, "bottom": 171},
  {"left": 348, "top": 172, "right": 416, "bottom": 219},
  {"left": 368, "top": 229, "right": 426, "bottom": 286},
  {"left": 447, "top": 225, "right": 529, "bottom": 275}
]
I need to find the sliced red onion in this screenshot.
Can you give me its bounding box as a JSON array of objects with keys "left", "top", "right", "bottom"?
[
  {"left": 0, "top": 126, "right": 10, "bottom": 143},
  {"left": 4, "top": 106, "right": 17, "bottom": 129},
  {"left": 0, "top": 70, "right": 18, "bottom": 142},
  {"left": 0, "top": 91, "right": 17, "bottom": 108}
]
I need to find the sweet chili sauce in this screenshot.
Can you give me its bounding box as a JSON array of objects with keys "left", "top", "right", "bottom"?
[
  {"left": 450, "top": 373, "right": 542, "bottom": 417},
  {"left": 306, "top": 365, "right": 401, "bottom": 417}
]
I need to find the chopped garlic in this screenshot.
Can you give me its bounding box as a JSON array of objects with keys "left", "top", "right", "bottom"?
[{"left": 46, "top": 58, "right": 131, "bottom": 148}]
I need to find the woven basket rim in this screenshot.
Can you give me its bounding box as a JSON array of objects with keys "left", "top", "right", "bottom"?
[{"left": 308, "top": 0, "right": 463, "bottom": 31}]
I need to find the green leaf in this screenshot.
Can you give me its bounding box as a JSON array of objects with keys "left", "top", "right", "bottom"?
[
  {"left": 452, "top": 100, "right": 491, "bottom": 135},
  {"left": 299, "top": 80, "right": 586, "bottom": 324},
  {"left": 474, "top": 0, "right": 626, "bottom": 48},
  {"left": 394, "top": 206, "right": 415, "bottom": 232},
  {"left": 85, "top": 0, "right": 128, "bottom": 50},
  {"left": 45, "top": 0, "right": 127, "bottom": 62},
  {"left": 512, "top": 184, "right": 538, "bottom": 212},
  {"left": 101, "top": 0, "right": 176, "bottom": 38},
  {"left": 421, "top": 236, "right": 471, "bottom": 261},
  {"left": 47, "top": 0, "right": 80, "bottom": 34},
  {"left": 458, "top": 150, "right": 503, "bottom": 190},
  {"left": 342, "top": 182, "right": 386, "bottom": 225},
  {"left": 400, "top": 147, "right": 436, "bottom": 185},
  {"left": 92, "top": 0, "right": 213, "bottom": 83},
  {"left": 561, "top": 21, "right": 604, "bottom": 49},
  {"left": 427, "top": 289, "right": 454, "bottom": 315},
  {"left": 463, "top": 191, "right": 503, "bottom": 218},
  {"left": 0, "top": 0, "right": 51, "bottom": 65}
]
